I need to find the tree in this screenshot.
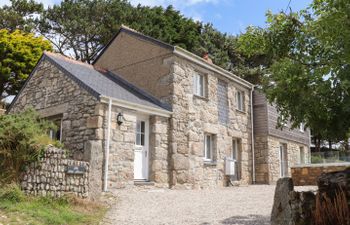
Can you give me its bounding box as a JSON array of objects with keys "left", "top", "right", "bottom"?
[
  {"left": 0, "top": 29, "right": 52, "bottom": 100},
  {"left": 237, "top": 0, "right": 350, "bottom": 146},
  {"left": 0, "top": 109, "right": 57, "bottom": 184},
  {"left": 0, "top": 0, "right": 43, "bottom": 32}
]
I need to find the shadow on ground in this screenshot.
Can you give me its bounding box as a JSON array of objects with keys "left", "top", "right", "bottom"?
[{"left": 200, "top": 214, "right": 270, "bottom": 225}]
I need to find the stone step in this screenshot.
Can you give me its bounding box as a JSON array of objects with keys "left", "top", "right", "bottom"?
[{"left": 134, "top": 180, "right": 155, "bottom": 186}]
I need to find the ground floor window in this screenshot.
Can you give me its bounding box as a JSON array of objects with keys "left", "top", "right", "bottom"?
[
  {"left": 232, "top": 138, "right": 241, "bottom": 180},
  {"left": 49, "top": 117, "right": 63, "bottom": 142},
  {"left": 204, "top": 134, "right": 215, "bottom": 162}
]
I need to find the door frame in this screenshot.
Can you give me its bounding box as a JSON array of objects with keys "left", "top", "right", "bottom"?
[{"left": 134, "top": 114, "right": 150, "bottom": 181}]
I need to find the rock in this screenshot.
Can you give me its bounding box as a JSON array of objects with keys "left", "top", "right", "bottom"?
[{"left": 271, "top": 177, "right": 294, "bottom": 225}]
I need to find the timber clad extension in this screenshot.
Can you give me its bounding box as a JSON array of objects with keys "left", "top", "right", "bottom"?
[
  {"left": 9, "top": 26, "right": 310, "bottom": 196},
  {"left": 253, "top": 90, "right": 310, "bottom": 184}
]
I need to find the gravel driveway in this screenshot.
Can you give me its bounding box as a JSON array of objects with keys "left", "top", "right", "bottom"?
[{"left": 102, "top": 185, "right": 275, "bottom": 225}]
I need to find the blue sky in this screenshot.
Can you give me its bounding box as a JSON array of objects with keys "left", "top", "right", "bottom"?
[{"left": 1, "top": 0, "right": 312, "bottom": 34}]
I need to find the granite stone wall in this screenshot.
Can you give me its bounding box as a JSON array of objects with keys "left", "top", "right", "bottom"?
[
  {"left": 149, "top": 115, "right": 170, "bottom": 188},
  {"left": 268, "top": 136, "right": 310, "bottom": 184},
  {"left": 168, "top": 57, "right": 252, "bottom": 189},
  {"left": 291, "top": 163, "right": 350, "bottom": 186},
  {"left": 9, "top": 59, "right": 103, "bottom": 160},
  {"left": 10, "top": 59, "right": 105, "bottom": 197},
  {"left": 21, "top": 146, "right": 89, "bottom": 198}
]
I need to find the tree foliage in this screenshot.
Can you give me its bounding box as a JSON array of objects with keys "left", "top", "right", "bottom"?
[
  {"left": 0, "top": 109, "right": 58, "bottom": 184},
  {"left": 0, "top": 0, "right": 254, "bottom": 84},
  {"left": 0, "top": 0, "right": 43, "bottom": 32},
  {"left": 0, "top": 29, "right": 52, "bottom": 100},
  {"left": 237, "top": 0, "right": 350, "bottom": 143}
]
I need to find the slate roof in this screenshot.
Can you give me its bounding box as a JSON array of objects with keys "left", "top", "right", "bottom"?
[{"left": 44, "top": 52, "right": 171, "bottom": 112}]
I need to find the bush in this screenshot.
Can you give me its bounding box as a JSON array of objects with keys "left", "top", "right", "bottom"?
[
  {"left": 0, "top": 183, "right": 25, "bottom": 203},
  {"left": 313, "top": 188, "right": 350, "bottom": 225},
  {"left": 0, "top": 109, "right": 59, "bottom": 184},
  {"left": 311, "top": 155, "right": 324, "bottom": 164}
]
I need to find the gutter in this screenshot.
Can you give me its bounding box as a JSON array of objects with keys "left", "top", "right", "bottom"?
[
  {"left": 100, "top": 95, "right": 172, "bottom": 118},
  {"left": 103, "top": 98, "right": 112, "bottom": 192},
  {"left": 250, "top": 87, "right": 256, "bottom": 184}
]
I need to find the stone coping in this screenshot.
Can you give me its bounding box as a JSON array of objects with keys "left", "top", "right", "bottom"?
[{"left": 291, "top": 162, "right": 350, "bottom": 168}]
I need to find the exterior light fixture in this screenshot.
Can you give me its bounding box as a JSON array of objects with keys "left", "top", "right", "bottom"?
[{"left": 117, "top": 112, "right": 124, "bottom": 125}]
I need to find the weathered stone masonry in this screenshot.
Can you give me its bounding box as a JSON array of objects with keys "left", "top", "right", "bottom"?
[
  {"left": 21, "top": 146, "right": 89, "bottom": 198},
  {"left": 169, "top": 57, "right": 252, "bottom": 189},
  {"left": 10, "top": 58, "right": 104, "bottom": 197}
]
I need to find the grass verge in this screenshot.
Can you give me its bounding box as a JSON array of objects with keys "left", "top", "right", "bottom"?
[{"left": 0, "top": 184, "right": 107, "bottom": 225}]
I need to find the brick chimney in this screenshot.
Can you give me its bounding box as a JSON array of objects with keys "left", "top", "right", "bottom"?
[{"left": 203, "top": 52, "right": 213, "bottom": 64}]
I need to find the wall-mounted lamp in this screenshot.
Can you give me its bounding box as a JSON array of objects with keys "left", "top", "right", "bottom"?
[{"left": 117, "top": 112, "right": 125, "bottom": 125}]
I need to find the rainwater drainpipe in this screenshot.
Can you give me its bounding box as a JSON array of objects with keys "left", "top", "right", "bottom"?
[
  {"left": 250, "top": 86, "right": 256, "bottom": 184},
  {"left": 103, "top": 98, "right": 112, "bottom": 192}
]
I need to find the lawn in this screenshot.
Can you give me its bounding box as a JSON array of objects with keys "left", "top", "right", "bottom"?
[{"left": 0, "top": 184, "right": 107, "bottom": 225}]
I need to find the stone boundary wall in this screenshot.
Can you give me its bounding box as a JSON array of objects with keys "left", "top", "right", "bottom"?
[
  {"left": 21, "top": 146, "right": 89, "bottom": 198},
  {"left": 271, "top": 178, "right": 316, "bottom": 225},
  {"left": 291, "top": 162, "right": 350, "bottom": 186}
]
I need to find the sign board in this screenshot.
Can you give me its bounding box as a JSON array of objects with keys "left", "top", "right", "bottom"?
[{"left": 66, "top": 165, "right": 86, "bottom": 175}]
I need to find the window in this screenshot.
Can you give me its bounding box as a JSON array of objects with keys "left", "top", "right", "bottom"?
[
  {"left": 49, "top": 117, "right": 62, "bottom": 142},
  {"left": 299, "top": 146, "right": 305, "bottom": 164},
  {"left": 193, "top": 72, "right": 205, "bottom": 97},
  {"left": 232, "top": 138, "right": 239, "bottom": 160},
  {"left": 299, "top": 123, "right": 305, "bottom": 132},
  {"left": 204, "top": 134, "right": 214, "bottom": 161},
  {"left": 236, "top": 90, "right": 245, "bottom": 111},
  {"left": 136, "top": 120, "right": 145, "bottom": 146},
  {"left": 217, "top": 79, "right": 229, "bottom": 124}
]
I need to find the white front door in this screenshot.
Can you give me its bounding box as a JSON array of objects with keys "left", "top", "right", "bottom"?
[{"left": 134, "top": 116, "right": 149, "bottom": 180}]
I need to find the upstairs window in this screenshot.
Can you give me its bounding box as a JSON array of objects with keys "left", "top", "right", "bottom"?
[
  {"left": 236, "top": 90, "right": 245, "bottom": 111},
  {"left": 193, "top": 72, "right": 205, "bottom": 97}
]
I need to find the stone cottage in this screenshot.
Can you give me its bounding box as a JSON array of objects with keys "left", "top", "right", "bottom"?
[
  {"left": 9, "top": 26, "right": 309, "bottom": 194},
  {"left": 253, "top": 90, "right": 310, "bottom": 184}
]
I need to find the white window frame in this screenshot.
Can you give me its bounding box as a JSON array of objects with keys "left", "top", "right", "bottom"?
[
  {"left": 193, "top": 72, "right": 206, "bottom": 97},
  {"left": 49, "top": 118, "right": 63, "bottom": 142},
  {"left": 232, "top": 138, "right": 238, "bottom": 160},
  {"left": 135, "top": 120, "right": 146, "bottom": 146},
  {"left": 204, "top": 134, "right": 213, "bottom": 161},
  {"left": 236, "top": 90, "right": 245, "bottom": 111}
]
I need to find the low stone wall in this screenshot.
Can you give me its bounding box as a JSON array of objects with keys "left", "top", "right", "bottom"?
[
  {"left": 291, "top": 163, "right": 350, "bottom": 185},
  {"left": 21, "top": 146, "right": 89, "bottom": 198},
  {"left": 271, "top": 169, "right": 350, "bottom": 225}
]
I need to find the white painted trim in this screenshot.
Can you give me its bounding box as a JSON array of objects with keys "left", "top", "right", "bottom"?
[
  {"left": 103, "top": 98, "right": 112, "bottom": 192},
  {"left": 100, "top": 95, "right": 172, "bottom": 118},
  {"left": 174, "top": 46, "right": 254, "bottom": 89},
  {"left": 204, "top": 134, "right": 213, "bottom": 161}
]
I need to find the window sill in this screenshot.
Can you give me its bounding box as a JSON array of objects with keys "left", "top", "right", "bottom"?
[
  {"left": 193, "top": 94, "right": 209, "bottom": 101},
  {"left": 236, "top": 109, "right": 246, "bottom": 114},
  {"left": 203, "top": 161, "right": 217, "bottom": 166}
]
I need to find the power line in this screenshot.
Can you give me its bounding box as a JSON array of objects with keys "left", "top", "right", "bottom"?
[{"left": 285, "top": 0, "right": 292, "bottom": 13}]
